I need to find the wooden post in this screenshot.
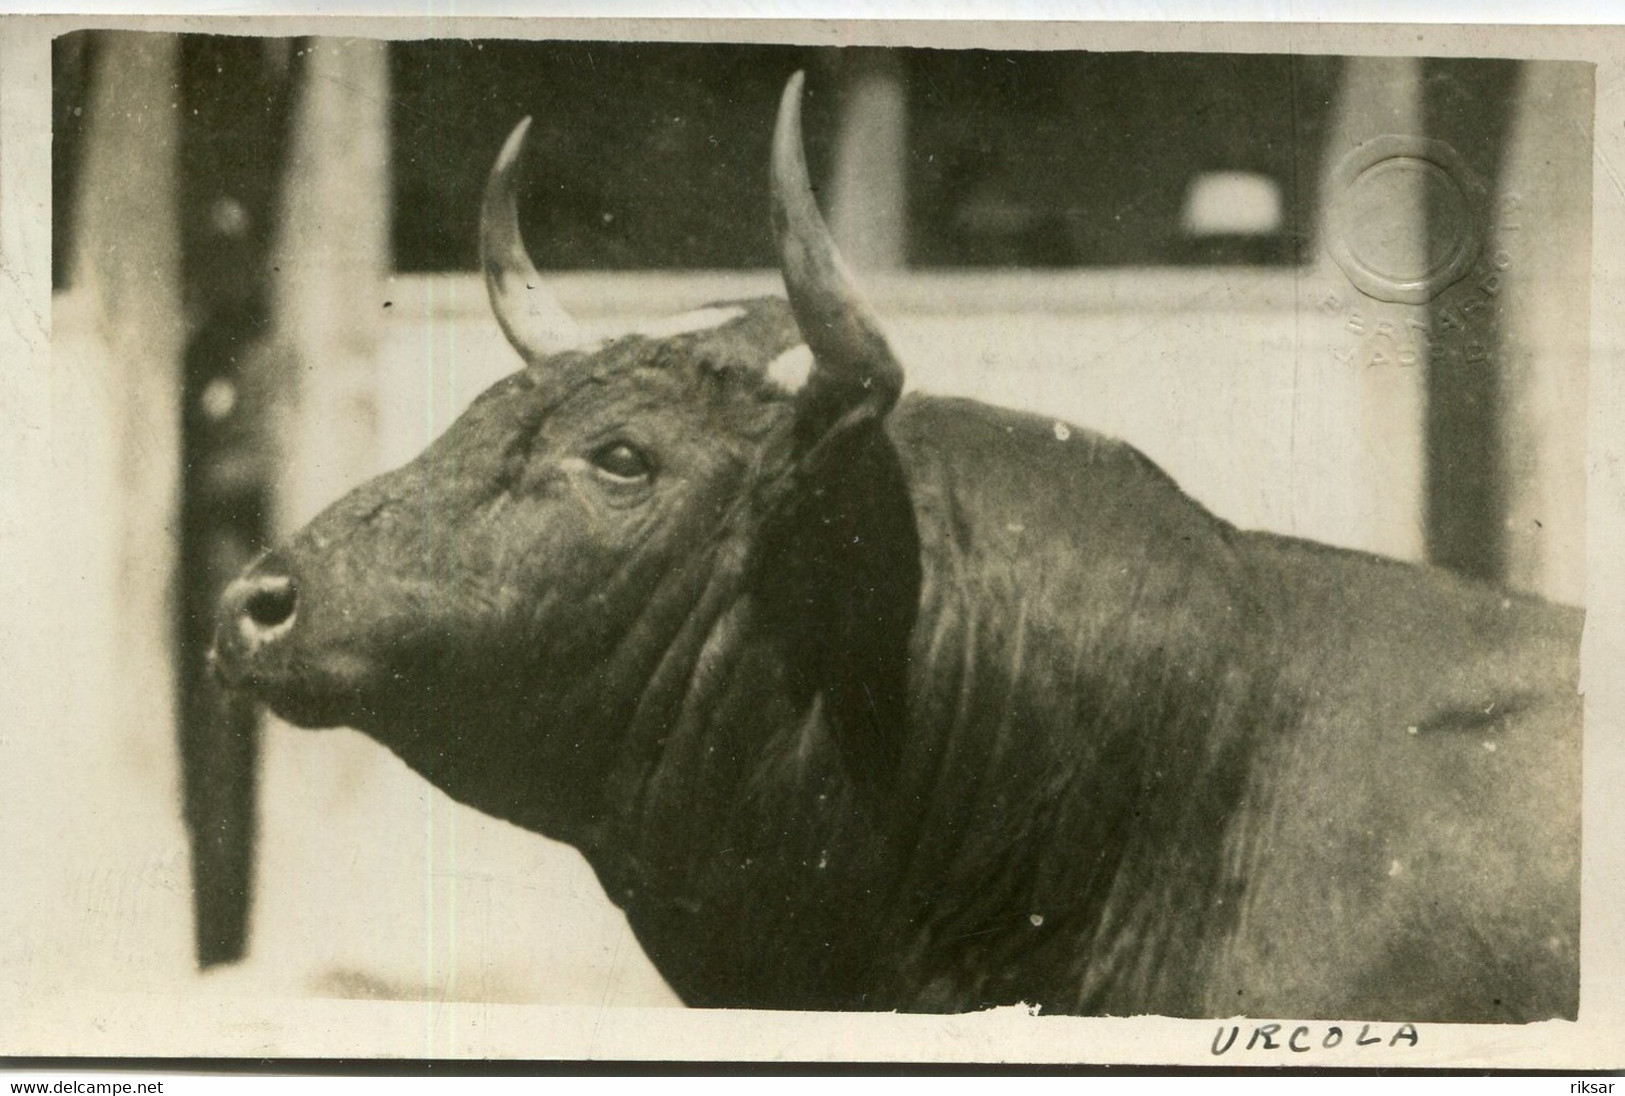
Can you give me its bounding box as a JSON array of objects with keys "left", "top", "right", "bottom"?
[
  {"left": 1315, "top": 56, "right": 1429, "bottom": 563},
  {"left": 71, "top": 34, "right": 185, "bottom": 774},
  {"left": 1418, "top": 58, "right": 1522, "bottom": 586},
  {"left": 270, "top": 38, "right": 390, "bottom": 533},
  {"left": 1494, "top": 62, "right": 1592, "bottom": 605},
  {"left": 174, "top": 34, "right": 301, "bottom": 966},
  {"left": 829, "top": 49, "right": 909, "bottom": 273}
]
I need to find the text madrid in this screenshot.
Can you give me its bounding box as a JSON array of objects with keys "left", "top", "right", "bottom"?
[{"left": 1211, "top": 1022, "right": 1420, "bottom": 1055}]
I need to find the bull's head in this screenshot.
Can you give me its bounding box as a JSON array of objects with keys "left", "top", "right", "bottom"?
[{"left": 211, "top": 74, "right": 919, "bottom": 842}]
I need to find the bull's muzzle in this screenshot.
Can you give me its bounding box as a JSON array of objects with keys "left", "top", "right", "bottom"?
[{"left": 212, "top": 558, "right": 298, "bottom": 685}]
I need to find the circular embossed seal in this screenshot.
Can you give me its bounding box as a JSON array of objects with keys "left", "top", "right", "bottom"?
[{"left": 1326, "top": 135, "right": 1485, "bottom": 305}]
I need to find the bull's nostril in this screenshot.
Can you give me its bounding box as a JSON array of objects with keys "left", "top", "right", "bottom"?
[{"left": 245, "top": 577, "right": 297, "bottom": 629}]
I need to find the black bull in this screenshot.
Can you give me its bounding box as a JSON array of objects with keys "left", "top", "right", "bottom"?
[{"left": 213, "top": 75, "right": 1582, "bottom": 1021}]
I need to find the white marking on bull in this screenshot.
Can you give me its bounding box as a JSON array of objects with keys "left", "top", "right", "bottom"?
[
  {"left": 622, "top": 306, "right": 746, "bottom": 340},
  {"left": 766, "top": 344, "right": 815, "bottom": 393},
  {"left": 1053, "top": 422, "right": 1071, "bottom": 442}
]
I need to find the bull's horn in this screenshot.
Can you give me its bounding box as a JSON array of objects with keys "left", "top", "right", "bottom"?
[
  {"left": 481, "top": 118, "right": 584, "bottom": 360},
  {"left": 771, "top": 72, "right": 903, "bottom": 423}
]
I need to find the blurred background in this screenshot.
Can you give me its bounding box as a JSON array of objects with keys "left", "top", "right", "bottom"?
[{"left": 21, "top": 32, "right": 1590, "bottom": 1018}]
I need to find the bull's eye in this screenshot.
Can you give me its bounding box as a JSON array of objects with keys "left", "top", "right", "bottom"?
[{"left": 589, "top": 441, "right": 654, "bottom": 483}]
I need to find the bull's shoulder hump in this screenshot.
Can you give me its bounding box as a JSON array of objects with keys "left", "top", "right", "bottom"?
[
  {"left": 884, "top": 394, "right": 1226, "bottom": 563},
  {"left": 888, "top": 394, "right": 1131, "bottom": 461},
  {"left": 886, "top": 395, "right": 1195, "bottom": 508}
]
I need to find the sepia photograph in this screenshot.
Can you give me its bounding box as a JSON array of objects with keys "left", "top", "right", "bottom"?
[{"left": 2, "top": 11, "right": 1623, "bottom": 1069}]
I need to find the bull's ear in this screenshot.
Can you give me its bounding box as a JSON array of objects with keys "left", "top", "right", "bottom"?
[{"left": 771, "top": 72, "right": 904, "bottom": 456}]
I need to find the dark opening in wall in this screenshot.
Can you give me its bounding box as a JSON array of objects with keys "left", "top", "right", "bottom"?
[
  {"left": 905, "top": 51, "right": 1341, "bottom": 269},
  {"left": 389, "top": 40, "right": 836, "bottom": 272}
]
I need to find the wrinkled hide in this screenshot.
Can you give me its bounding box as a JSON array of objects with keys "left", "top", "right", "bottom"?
[{"left": 214, "top": 81, "right": 1582, "bottom": 1023}]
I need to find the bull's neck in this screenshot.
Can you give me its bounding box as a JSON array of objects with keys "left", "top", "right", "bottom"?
[
  {"left": 574, "top": 527, "right": 1294, "bottom": 1013},
  {"left": 884, "top": 534, "right": 1295, "bottom": 1012},
  {"left": 566, "top": 498, "right": 929, "bottom": 1005}
]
